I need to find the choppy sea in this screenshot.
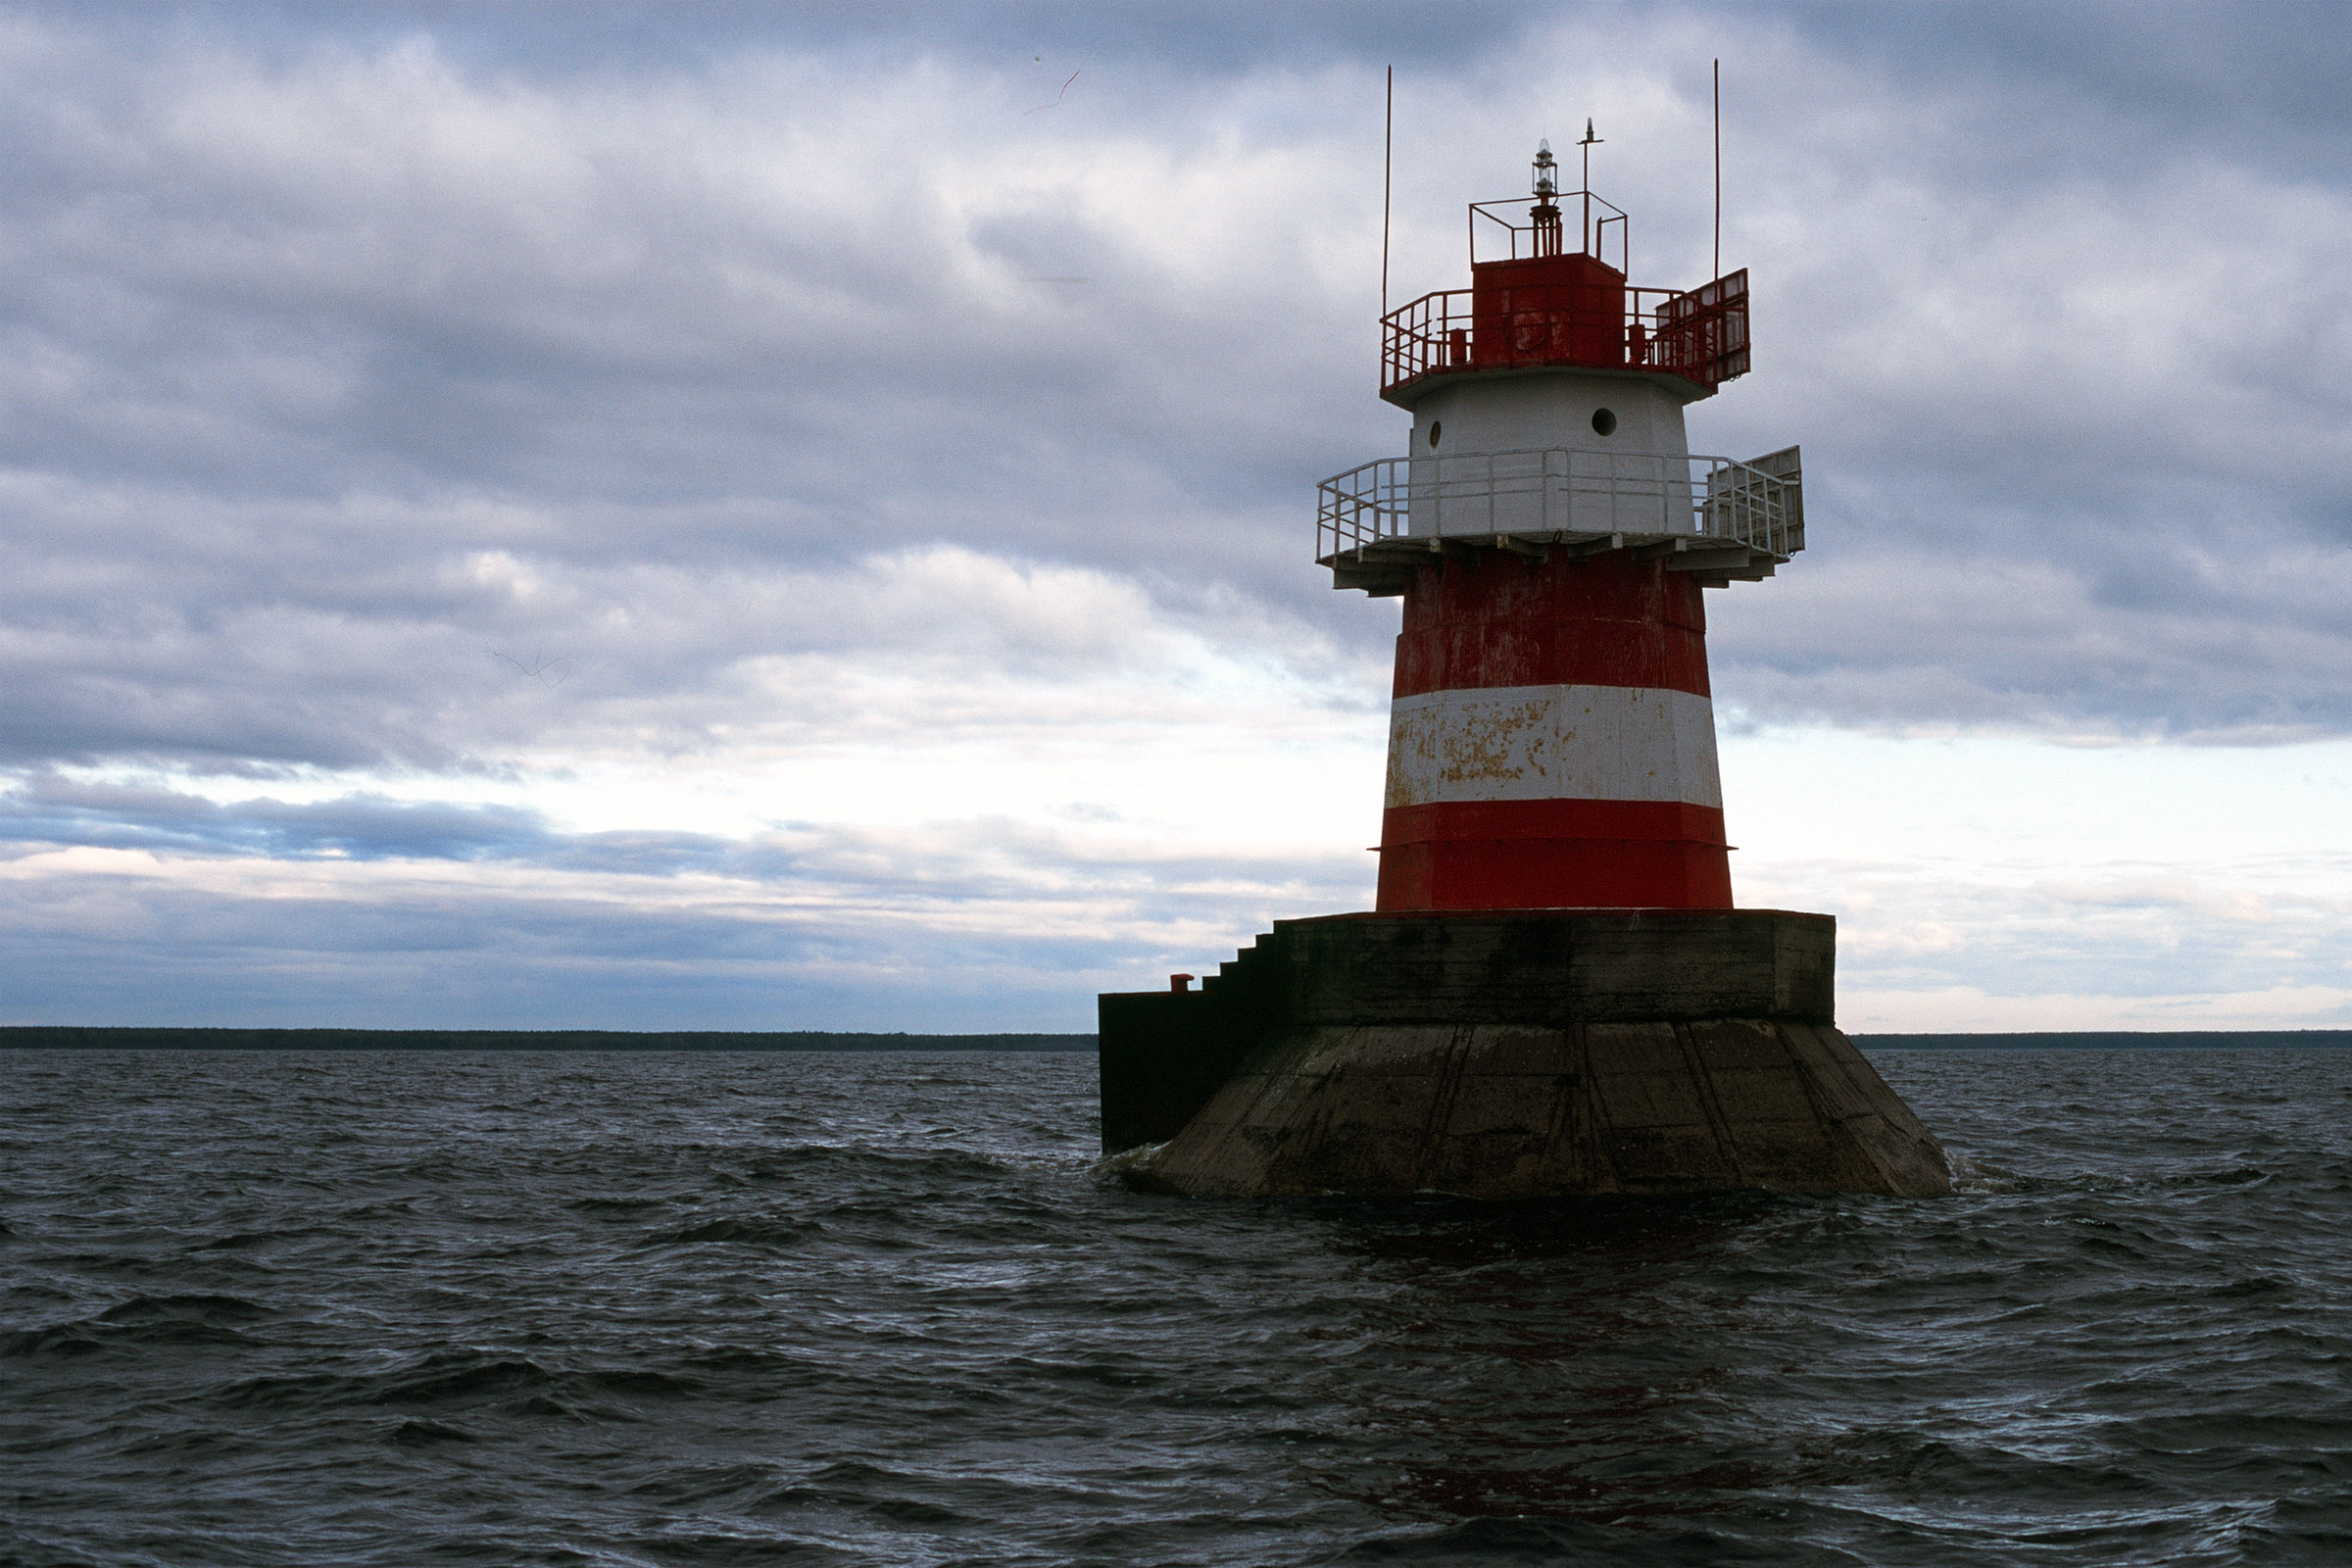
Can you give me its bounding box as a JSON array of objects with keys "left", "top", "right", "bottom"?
[{"left": 4, "top": 1048, "right": 2348, "bottom": 1567}]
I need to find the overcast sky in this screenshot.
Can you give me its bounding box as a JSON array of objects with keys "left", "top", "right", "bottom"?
[{"left": 4, "top": 0, "right": 2349, "bottom": 1032}]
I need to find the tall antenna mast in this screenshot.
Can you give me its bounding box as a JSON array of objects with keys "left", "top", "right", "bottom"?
[
  {"left": 1382, "top": 67, "right": 1393, "bottom": 318},
  {"left": 1712, "top": 60, "right": 1722, "bottom": 279}
]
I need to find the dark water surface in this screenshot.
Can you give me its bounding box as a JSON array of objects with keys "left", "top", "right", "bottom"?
[{"left": 4, "top": 1050, "right": 2348, "bottom": 1566}]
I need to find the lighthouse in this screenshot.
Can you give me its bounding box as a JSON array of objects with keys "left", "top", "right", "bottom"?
[
  {"left": 1097, "top": 137, "right": 1948, "bottom": 1200},
  {"left": 1327, "top": 133, "right": 1795, "bottom": 913}
]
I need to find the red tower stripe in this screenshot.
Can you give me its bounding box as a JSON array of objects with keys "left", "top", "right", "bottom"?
[
  {"left": 1393, "top": 550, "right": 1710, "bottom": 699},
  {"left": 1377, "top": 801, "right": 1732, "bottom": 909},
  {"left": 1382, "top": 798, "right": 1727, "bottom": 848},
  {"left": 1375, "top": 833, "right": 1733, "bottom": 910}
]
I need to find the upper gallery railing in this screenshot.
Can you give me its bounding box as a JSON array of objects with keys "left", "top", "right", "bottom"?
[{"left": 1380, "top": 270, "right": 1749, "bottom": 398}]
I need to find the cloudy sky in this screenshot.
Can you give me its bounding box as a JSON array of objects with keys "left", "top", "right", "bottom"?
[{"left": 3, "top": 0, "right": 2348, "bottom": 1033}]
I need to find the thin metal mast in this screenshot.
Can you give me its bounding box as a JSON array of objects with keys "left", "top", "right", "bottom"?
[
  {"left": 1713, "top": 60, "right": 1722, "bottom": 279},
  {"left": 1381, "top": 66, "right": 1393, "bottom": 318}
]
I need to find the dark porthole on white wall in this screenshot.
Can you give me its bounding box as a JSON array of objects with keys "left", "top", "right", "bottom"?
[
  {"left": 1428, "top": 421, "right": 1443, "bottom": 448},
  {"left": 1592, "top": 408, "right": 1617, "bottom": 436}
]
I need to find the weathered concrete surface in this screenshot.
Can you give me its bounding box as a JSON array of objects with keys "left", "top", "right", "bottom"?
[
  {"left": 1121, "top": 1018, "right": 1949, "bottom": 1198},
  {"left": 1278, "top": 908, "right": 1836, "bottom": 1026},
  {"left": 1098, "top": 909, "right": 1950, "bottom": 1199},
  {"left": 1099, "top": 908, "right": 1838, "bottom": 1153}
]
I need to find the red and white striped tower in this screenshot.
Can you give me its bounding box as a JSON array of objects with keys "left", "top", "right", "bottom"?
[{"left": 1319, "top": 136, "right": 1801, "bottom": 911}]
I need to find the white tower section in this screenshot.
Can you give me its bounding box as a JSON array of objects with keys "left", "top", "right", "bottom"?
[{"left": 1404, "top": 368, "right": 1697, "bottom": 539}]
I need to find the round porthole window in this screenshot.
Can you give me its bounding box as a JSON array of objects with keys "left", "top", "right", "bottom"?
[
  {"left": 1592, "top": 408, "right": 1618, "bottom": 436},
  {"left": 1428, "top": 420, "right": 1443, "bottom": 448}
]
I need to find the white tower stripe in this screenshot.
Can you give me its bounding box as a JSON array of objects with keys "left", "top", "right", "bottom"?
[{"left": 1384, "top": 684, "right": 1723, "bottom": 809}]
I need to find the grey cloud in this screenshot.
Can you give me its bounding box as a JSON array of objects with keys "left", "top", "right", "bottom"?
[
  {"left": 1766, "top": 1, "right": 2352, "bottom": 181},
  {"left": 0, "top": 772, "right": 566, "bottom": 859},
  {"left": 10, "top": 2, "right": 2352, "bottom": 1031},
  {"left": 97, "top": 2, "right": 1537, "bottom": 80},
  {"left": 0, "top": 770, "right": 1369, "bottom": 902},
  {"left": 4, "top": 2, "right": 2351, "bottom": 778},
  {"left": 0, "top": 794, "right": 1371, "bottom": 1027},
  {"left": 1837, "top": 866, "right": 2352, "bottom": 1019},
  {"left": 1, "top": 473, "right": 1374, "bottom": 771},
  {"left": 5, "top": 775, "right": 2338, "bottom": 1029}
]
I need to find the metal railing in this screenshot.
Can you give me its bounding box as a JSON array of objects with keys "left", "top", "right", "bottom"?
[
  {"left": 1379, "top": 270, "right": 1748, "bottom": 397},
  {"left": 1469, "top": 192, "right": 1630, "bottom": 271},
  {"left": 1316, "top": 446, "right": 1802, "bottom": 563}
]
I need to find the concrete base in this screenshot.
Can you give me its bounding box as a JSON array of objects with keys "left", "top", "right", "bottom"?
[
  {"left": 1099, "top": 910, "right": 1949, "bottom": 1200},
  {"left": 1121, "top": 1018, "right": 1948, "bottom": 1198}
]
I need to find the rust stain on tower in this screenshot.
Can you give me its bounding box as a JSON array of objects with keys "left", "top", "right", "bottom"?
[{"left": 1099, "top": 133, "right": 1949, "bottom": 1199}]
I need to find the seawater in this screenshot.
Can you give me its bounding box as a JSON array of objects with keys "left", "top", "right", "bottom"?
[{"left": 4, "top": 1049, "right": 2348, "bottom": 1567}]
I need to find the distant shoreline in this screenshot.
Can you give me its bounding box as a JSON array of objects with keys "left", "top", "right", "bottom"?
[
  {"left": 4, "top": 1026, "right": 2350, "bottom": 1052},
  {"left": 0, "top": 1027, "right": 1094, "bottom": 1052},
  {"left": 1855, "top": 1030, "right": 2352, "bottom": 1051}
]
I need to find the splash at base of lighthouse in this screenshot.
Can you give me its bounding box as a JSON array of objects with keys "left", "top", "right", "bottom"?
[{"left": 1098, "top": 910, "right": 1950, "bottom": 1199}]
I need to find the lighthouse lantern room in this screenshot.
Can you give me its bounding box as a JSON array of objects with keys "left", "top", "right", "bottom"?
[{"left": 1318, "top": 135, "right": 1804, "bottom": 914}]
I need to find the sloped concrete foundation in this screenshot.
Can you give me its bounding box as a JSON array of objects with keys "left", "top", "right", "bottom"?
[
  {"left": 1123, "top": 1017, "right": 1947, "bottom": 1198},
  {"left": 1100, "top": 910, "right": 1949, "bottom": 1199}
]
